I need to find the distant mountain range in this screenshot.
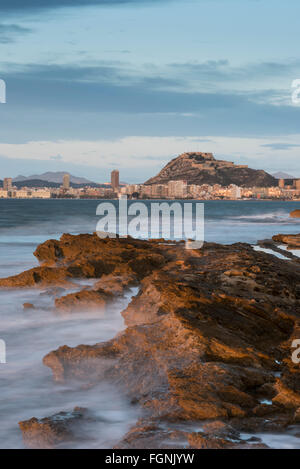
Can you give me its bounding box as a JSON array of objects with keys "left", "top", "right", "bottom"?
[
  {"left": 0, "top": 179, "right": 109, "bottom": 189},
  {"left": 272, "top": 171, "right": 295, "bottom": 180},
  {"left": 145, "top": 152, "right": 277, "bottom": 187},
  {"left": 13, "top": 172, "right": 95, "bottom": 185}
]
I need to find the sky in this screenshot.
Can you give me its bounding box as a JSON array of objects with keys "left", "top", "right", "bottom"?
[{"left": 0, "top": 0, "right": 300, "bottom": 183}]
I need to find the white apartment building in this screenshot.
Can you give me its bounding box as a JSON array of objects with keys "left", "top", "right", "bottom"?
[
  {"left": 167, "top": 180, "right": 188, "bottom": 198},
  {"left": 0, "top": 190, "right": 8, "bottom": 198}
]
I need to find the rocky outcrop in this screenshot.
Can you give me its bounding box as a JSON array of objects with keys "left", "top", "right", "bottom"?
[
  {"left": 273, "top": 234, "right": 300, "bottom": 248},
  {"left": 23, "top": 303, "right": 35, "bottom": 309},
  {"left": 40, "top": 237, "right": 300, "bottom": 448},
  {"left": 19, "top": 407, "right": 92, "bottom": 449},
  {"left": 1, "top": 232, "right": 298, "bottom": 448},
  {"left": 0, "top": 234, "right": 166, "bottom": 289},
  {"left": 290, "top": 210, "right": 300, "bottom": 218},
  {"left": 115, "top": 418, "right": 268, "bottom": 449},
  {"left": 145, "top": 152, "right": 277, "bottom": 187},
  {"left": 55, "top": 288, "right": 113, "bottom": 313},
  {"left": 0, "top": 266, "right": 72, "bottom": 288}
]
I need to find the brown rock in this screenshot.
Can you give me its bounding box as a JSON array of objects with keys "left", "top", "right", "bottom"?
[
  {"left": 272, "top": 233, "right": 300, "bottom": 248},
  {"left": 19, "top": 407, "right": 91, "bottom": 449},
  {"left": 290, "top": 210, "right": 300, "bottom": 218},
  {"left": 93, "top": 270, "right": 137, "bottom": 296},
  {"left": 55, "top": 289, "right": 114, "bottom": 313},
  {"left": 43, "top": 239, "right": 300, "bottom": 443},
  {"left": 0, "top": 266, "right": 72, "bottom": 288},
  {"left": 0, "top": 234, "right": 172, "bottom": 289},
  {"left": 2, "top": 233, "right": 298, "bottom": 448}
]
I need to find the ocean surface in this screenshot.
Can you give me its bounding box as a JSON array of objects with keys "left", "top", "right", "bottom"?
[{"left": 0, "top": 199, "right": 299, "bottom": 448}]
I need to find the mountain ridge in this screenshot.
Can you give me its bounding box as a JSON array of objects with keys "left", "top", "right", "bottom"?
[
  {"left": 13, "top": 172, "right": 95, "bottom": 185},
  {"left": 272, "top": 171, "right": 295, "bottom": 180}
]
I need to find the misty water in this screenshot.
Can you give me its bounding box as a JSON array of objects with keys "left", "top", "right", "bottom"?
[{"left": 0, "top": 199, "right": 300, "bottom": 448}]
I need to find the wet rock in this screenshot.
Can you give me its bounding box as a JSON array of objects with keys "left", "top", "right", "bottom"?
[
  {"left": 23, "top": 303, "right": 35, "bottom": 309},
  {"left": 115, "top": 420, "right": 188, "bottom": 449},
  {"left": 43, "top": 238, "right": 300, "bottom": 447},
  {"left": 55, "top": 289, "right": 114, "bottom": 313},
  {"left": 290, "top": 210, "right": 300, "bottom": 219},
  {"left": 93, "top": 271, "right": 137, "bottom": 297},
  {"left": 0, "top": 234, "right": 171, "bottom": 289},
  {"left": 272, "top": 234, "right": 300, "bottom": 248},
  {"left": 0, "top": 266, "right": 72, "bottom": 288},
  {"left": 3, "top": 232, "right": 298, "bottom": 448},
  {"left": 19, "top": 407, "right": 92, "bottom": 449},
  {"left": 187, "top": 432, "right": 267, "bottom": 449}
]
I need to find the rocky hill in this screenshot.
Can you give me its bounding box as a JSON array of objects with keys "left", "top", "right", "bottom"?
[{"left": 145, "top": 152, "right": 277, "bottom": 187}]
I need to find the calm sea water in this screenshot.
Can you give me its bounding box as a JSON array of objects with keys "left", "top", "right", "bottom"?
[{"left": 0, "top": 199, "right": 299, "bottom": 448}]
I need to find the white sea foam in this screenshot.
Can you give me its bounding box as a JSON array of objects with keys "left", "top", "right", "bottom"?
[{"left": 0, "top": 286, "right": 139, "bottom": 449}]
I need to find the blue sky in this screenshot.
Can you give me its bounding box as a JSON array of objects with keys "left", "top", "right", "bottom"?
[{"left": 0, "top": 0, "right": 300, "bottom": 182}]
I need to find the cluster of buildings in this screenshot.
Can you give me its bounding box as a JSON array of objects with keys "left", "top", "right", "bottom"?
[
  {"left": 120, "top": 178, "right": 300, "bottom": 200},
  {"left": 0, "top": 172, "right": 121, "bottom": 199},
  {"left": 0, "top": 178, "right": 51, "bottom": 199},
  {"left": 1, "top": 171, "right": 300, "bottom": 200}
]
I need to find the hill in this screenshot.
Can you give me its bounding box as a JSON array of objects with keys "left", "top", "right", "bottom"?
[{"left": 145, "top": 152, "right": 277, "bottom": 187}]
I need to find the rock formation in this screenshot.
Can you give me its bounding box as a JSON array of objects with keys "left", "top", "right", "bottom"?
[
  {"left": 1, "top": 233, "right": 299, "bottom": 448},
  {"left": 145, "top": 152, "right": 277, "bottom": 187},
  {"left": 19, "top": 407, "right": 93, "bottom": 449},
  {"left": 273, "top": 234, "right": 300, "bottom": 248},
  {"left": 290, "top": 210, "right": 300, "bottom": 219}
]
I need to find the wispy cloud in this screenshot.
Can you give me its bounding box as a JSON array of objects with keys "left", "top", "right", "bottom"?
[
  {"left": 1, "top": 135, "right": 300, "bottom": 181},
  {"left": 0, "top": 24, "right": 32, "bottom": 43},
  {"left": 1, "top": 0, "right": 172, "bottom": 13},
  {"left": 261, "top": 143, "right": 300, "bottom": 151}
]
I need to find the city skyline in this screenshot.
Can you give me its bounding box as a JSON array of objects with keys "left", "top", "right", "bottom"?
[
  {"left": 0, "top": 150, "right": 299, "bottom": 184},
  {"left": 0, "top": 0, "right": 300, "bottom": 181}
]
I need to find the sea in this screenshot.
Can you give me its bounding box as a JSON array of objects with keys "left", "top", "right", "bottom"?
[{"left": 0, "top": 199, "right": 299, "bottom": 448}]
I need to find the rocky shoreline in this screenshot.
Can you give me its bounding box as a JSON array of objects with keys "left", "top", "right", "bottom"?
[{"left": 1, "top": 233, "right": 299, "bottom": 449}]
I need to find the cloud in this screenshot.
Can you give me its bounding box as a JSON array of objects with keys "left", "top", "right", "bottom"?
[
  {"left": 261, "top": 143, "right": 300, "bottom": 151},
  {"left": 0, "top": 24, "right": 32, "bottom": 43},
  {"left": 50, "top": 154, "right": 63, "bottom": 160},
  {"left": 169, "top": 59, "right": 300, "bottom": 85},
  {"left": 1, "top": 0, "right": 171, "bottom": 13},
  {"left": 0, "top": 58, "right": 299, "bottom": 144},
  {"left": 1, "top": 135, "right": 300, "bottom": 181},
  {"left": 2, "top": 61, "right": 300, "bottom": 136}
]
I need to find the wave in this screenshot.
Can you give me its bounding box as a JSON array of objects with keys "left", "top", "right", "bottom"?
[{"left": 221, "top": 211, "right": 300, "bottom": 224}]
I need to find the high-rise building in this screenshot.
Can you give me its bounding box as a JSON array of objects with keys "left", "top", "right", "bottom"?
[
  {"left": 63, "top": 174, "right": 70, "bottom": 190},
  {"left": 3, "top": 178, "right": 12, "bottom": 191},
  {"left": 111, "top": 170, "right": 120, "bottom": 192},
  {"left": 278, "top": 179, "right": 285, "bottom": 189}
]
